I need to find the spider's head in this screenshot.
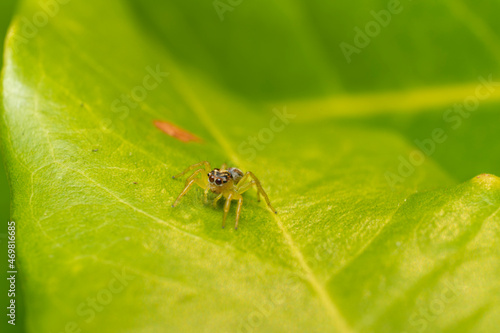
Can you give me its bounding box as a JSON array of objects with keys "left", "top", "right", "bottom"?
[
  {"left": 208, "top": 167, "right": 244, "bottom": 187},
  {"left": 208, "top": 168, "right": 232, "bottom": 187}
]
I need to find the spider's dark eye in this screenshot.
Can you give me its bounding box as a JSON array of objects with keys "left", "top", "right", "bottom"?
[
  {"left": 209, "top": 175, "right": 215, "bottom": 183},
  {"left": 215, "top": 178, "right": 222, "bottom": 185}
]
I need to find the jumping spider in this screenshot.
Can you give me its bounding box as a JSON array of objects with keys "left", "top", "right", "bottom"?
[{"left": 171, "top": 161, "right": 277, "bottom": 229}]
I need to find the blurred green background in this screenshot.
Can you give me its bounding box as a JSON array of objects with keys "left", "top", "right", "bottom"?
[
  {"left": 1, "top": 2, "right": 20, "bottom": 333},
  {"left": 0, "top": 0, "right": 14, "bottom": 220}
]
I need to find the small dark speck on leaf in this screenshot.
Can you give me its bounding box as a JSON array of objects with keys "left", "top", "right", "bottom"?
[
  {"left": 92, "top": 149, "right": 99, "bottom": 152},
  {"left": 133, "top": 182, "right": 138, "bottom": 185}
]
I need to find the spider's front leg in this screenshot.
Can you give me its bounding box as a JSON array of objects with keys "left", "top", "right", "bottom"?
[
  {"left": 213, "top": 193, "right": 223, "bottom": 208},
  {"left": 172, "top": 177, "right": 206, "bottom": 207},
  {"left": 172, "top": 161, "right": 211, "bottom": 207},
  {"left": 184, "top": 169, "right": 210, "bottom": 204},
  {"left": 172, "top": 161, "right": 211, "bottom": 179}
]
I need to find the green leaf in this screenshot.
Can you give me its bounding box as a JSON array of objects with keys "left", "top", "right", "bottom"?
[
  {"left": 0, "top": 0, "right": 16, "bottom": 229},
  {"left": 2, "top": 0, "right": 500, "bottom": 332},
  {"left": 0, "top": 0, "right": 16, "bottom": 238},
  {"left": 0, "top": 2, "right": 26, "bottom": 333}
]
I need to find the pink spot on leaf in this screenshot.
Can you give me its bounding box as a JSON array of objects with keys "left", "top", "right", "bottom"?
[{"left": 154, "top": 120, "right": 203, "bottom": 143}]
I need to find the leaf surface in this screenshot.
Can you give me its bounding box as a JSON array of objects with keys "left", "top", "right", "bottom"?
[{"left": 2, "top": 1, "right": 500, "bottom": 332}]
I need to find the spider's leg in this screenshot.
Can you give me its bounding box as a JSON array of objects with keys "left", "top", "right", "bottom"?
[
  {"left": 213, "top": 193, "right": 223, "bottom": 208},
  {"left": 235, "top": 196, "right": 243, "bottom": 230},
  {"left": 172, "top": 178, "right": 201, "bottom": 207},
  {"left": 184, "top": 168, "right": 205, "bottom": 185},
  {"left": 221, "top": 163, "right": 227, "bottom": 170},
  {"left": 237, "top": 180, "right": 260, "bottom": 202},
  {"left": 237, "top": 180, "right": 257, "bottom": 196},
  {"left": 204, "top": 187, "right": 210, "bottom": 204},
  {"left": 236, "top": 180, "right": 252, "bottom": 192},
  {"left": 182, "top": 168, "right": 210, "bottom": 203},
  {"left": 245, "top": 172, "right": 277, "bottom": 214},
  {"left": 222, "top": 193, "right": 233, "bottom": 228},
  {"left": 172, "top": 161, "right": 211, "bottom": 179}
]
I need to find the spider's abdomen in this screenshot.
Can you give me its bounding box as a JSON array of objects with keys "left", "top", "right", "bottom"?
[{"left": 227, "top": 168, "right": 244, "bottom": 184}]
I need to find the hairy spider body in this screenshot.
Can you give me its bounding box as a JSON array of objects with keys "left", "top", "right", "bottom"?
[{"left": 171, "top": 161, "right": 276, "bottom": 229}]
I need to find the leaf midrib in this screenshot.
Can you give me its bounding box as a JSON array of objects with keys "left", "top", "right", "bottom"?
[{"left": 173, "top": 61, "right": 354, "bottom": 333}]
